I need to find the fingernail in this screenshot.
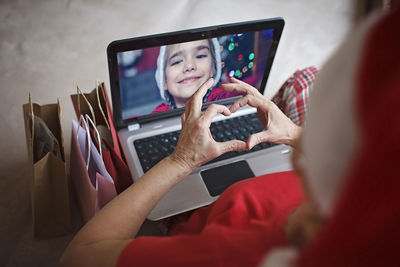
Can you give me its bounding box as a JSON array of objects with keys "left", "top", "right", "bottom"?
[{"left": 247, "top": 142, "right": 253, "bottom": 150}]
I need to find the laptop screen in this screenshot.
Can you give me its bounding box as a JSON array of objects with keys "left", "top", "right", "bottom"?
[{"left": 108, "top": 18, "right": 284, "bottom": 129}]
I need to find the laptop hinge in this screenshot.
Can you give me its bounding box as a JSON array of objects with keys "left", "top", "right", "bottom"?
[{"left": 128, "top": 123, "right": 140, "bottom": 131}]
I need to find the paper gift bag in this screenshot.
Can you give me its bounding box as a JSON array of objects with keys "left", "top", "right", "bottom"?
[
  {"left": 22, "top": 94, "right": 71, "bottom": 239},
  {"left": 101, "top": 83, "right": 133, "bottom": 192},
  {"left": 70, "top": 117, "right": 117, "bottom": 223},
  {"left": 70, "top": 82, "right": 132, "bottom": 193}
]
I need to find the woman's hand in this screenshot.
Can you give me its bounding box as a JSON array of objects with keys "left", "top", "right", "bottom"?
[
  {"left": 61, "top": 79, "right": 249, "bottom": 267},
  {"left": 284, "top": 201, "right": 323, "bottom": 249},
  {"left": 221, "top": 77, "right": 302, "bottom": 148},
  {"left": 170, "top": 78, "right": 247, "bottom": 170}
]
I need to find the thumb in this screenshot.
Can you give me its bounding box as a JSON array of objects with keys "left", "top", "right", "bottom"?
[
  {"left": 247, "top": 131, "right": 272, "bottom": 149},
  {"left": 219, "top": 140, "right": 247, "bottom": 154},
  {"left": 180, "top": 113, "right": 186, "bottom": 124}
]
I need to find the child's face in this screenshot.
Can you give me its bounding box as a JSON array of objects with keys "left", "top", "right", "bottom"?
[{"left": 165, "top": 40, "right": 214, "bottom": 107}]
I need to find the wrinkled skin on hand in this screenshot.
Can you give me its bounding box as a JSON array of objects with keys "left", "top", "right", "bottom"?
[
  {"left": 222, "top": 78, "right": 323, "bottom": 248},
  {"left": 221, "top": 77, "right": 302, "bottom": 149},
  {"left": 170, "top": 78, "right": 247, "bottom": 170}
]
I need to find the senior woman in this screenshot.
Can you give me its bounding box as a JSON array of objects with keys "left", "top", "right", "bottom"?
[{"left": 61, "top": 1, "right": 400, "bottom": 266}]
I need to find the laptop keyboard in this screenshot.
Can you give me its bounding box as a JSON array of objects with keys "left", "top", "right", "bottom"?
[{"left": 134, "top": 112, "right": 277, "bottom": 172}]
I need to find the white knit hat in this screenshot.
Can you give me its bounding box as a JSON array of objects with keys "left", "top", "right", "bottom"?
[{"left": 155, "top": 38, "right": 222, "bottom": 101}]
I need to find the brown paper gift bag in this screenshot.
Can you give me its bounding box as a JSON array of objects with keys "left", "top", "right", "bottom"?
[{"left": 22, "top": 94, "right": 71, "bottom": 239}]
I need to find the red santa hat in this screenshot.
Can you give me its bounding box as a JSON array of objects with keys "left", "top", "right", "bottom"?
[
  {"left": 261, "top": 3, "right": 400, "bottom": 267},
  {"left": 296, "top": 3, "right": 400, "bottom": 266}
]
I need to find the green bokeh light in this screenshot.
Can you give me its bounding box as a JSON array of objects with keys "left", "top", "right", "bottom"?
[{"left": 249, "top": 53, "right": 255, "bottom": 60}]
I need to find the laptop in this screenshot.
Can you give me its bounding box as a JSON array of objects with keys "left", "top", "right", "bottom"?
[{"left": 107, "top": 18, "right": 293, "bottom": 220}]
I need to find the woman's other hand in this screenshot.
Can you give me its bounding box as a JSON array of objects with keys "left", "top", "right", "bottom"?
[
  {"left": 284, "top": 201, "right": 323, "bottom": 249},
  {"left": 170, "top": 78, "right": 247, "bottom": 170},
  {"left": 221, "top": 77, "right": 302, "bottom": 149}
]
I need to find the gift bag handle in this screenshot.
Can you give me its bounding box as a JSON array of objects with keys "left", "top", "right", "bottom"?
[
  {"left": 77, "top": 85, "right": 96, "bottom": 126},
  {"left": 77, "top": 114, "right": 103, "bottom": 170},
  {"left": 85, "top": 114, "right": 103, "bottom": 162},
  {"left": 28, "top": 93, "right": 34, "bottom": 140},
  {"left": 96, "top": 80, "right": 110, "bottom": 130}
]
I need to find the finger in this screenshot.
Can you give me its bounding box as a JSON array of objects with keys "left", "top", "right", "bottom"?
[
  {"left": 231, "top": 77, "right": 261, "bottom": 95},
  {"left": 229, "top": 95, "right": 265, "bottom": 113},
  {"left": 186, "top": 78, "right": 214, "bottom": 117},
  {"left": 180, "top": 113, "right": 186, "bottom": 125},
  {"left": 218, "top": 140, "right": 247, "bottom": 154},
  {"left": 230, "top": 76, "right": 253, "bottom": 86},
  {"left": 220, "top": 82, "right": 248, "bottom": 95},
  {"left": 221, "top": 78, "right": 259, "bottom": 96},
  {"left": 202, "top": 104, "right": 231, "bottom": 124},
  {"left": 247, "top": 131, "right": 272, "bottom": 149}
]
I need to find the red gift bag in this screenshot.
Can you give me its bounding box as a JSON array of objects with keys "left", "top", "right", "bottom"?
[
  {"left": 70, "top": 116, "right": 117, "bottom": 222},
  {"left": 71, "top": 82, "right": 132, "bottom": 193}
]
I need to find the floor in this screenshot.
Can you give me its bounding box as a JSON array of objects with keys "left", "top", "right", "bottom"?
[{"left": 0, "top": 0, "right": 352, "bottom": 266}]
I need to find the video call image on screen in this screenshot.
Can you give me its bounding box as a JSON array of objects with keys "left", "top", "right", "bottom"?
[{"left": 117, "top": 29, "right": 274, "bottom": 120}]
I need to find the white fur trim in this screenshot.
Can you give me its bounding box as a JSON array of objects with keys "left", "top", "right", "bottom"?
[
  {"left": 211, "top": 37, "right": 222, "bottom": 87},
  {"left": 258, "top": 247, "right": 298, "bottom": 267},
  {"left": 301, "top": 14, "right": 380, "bottom": 217},
  {"left": 155, "top": 45, "right": 167, "bottom": 100}
]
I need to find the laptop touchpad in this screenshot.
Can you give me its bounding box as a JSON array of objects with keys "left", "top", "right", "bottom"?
[{"left": 201, "top": 160, "right": 255, "bottom": 197}]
